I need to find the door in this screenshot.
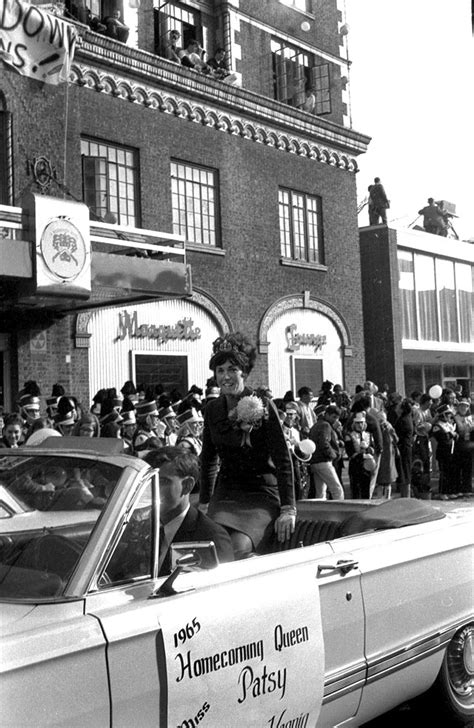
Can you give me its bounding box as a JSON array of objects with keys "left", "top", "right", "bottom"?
[{"left": 83, "top": 473, "right": 366, "bottom": 727}]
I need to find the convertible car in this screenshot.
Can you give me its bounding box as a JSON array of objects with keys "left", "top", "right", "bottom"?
[{"left": 0, "top": 442, "right": 472, "bottom": 727}]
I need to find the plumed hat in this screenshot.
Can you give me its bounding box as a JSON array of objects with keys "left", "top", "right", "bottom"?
[
  {"left": 209, "top": 332, "right": 257, "bottom": 374},
  {"left": 136, "top": 400, "right": 159, "bottom": 418},
  {"left": 121, "top": 410, "right": 136, "bottom": 426},
  {"left": 19, "top": 394, "right": 41, "bottom": 411},
  {"left": 436, "top": 403, "right": 453, "bottom": 416},
  {"left": 100, "top": 410, "right": 124, "bottom": 427},
  {"left": 159, "top": 405, "right": 176, "bottom": 421},
  {"left": 176, "top": 408, "right": 203, "bottom": 428},
  {"left": 54, "top": 410, "right": 75, "bottom": 427},
  {"left": 121, "top": 380, "right": 137, "bottom": 396}
]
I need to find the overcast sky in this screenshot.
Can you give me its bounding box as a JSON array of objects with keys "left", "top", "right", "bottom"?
[{"left": 345, "top": 0, "right": 473, "bottom": 240}]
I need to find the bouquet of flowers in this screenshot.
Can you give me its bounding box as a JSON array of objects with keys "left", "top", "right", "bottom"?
[{"left": 229, "top": 394, "right": 267, "bottom": 446}]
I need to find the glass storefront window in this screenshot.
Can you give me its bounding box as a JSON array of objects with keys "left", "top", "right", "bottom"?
[
  {"left": 455, "top": 263, "right": 473, "bottom": 344},
  {"left": 436, "top": 258, "right": 458, "bottom": 342},
  {"left": 398, "top": 250, "right": 417, "bottom": 339},
  {"left": 414, "top": 254, "right": 438, "bottom": 340}
]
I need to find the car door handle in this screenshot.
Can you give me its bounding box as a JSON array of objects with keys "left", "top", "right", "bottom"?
[{"left": 317, "top": 559, "right": 358, "bottom": 576}]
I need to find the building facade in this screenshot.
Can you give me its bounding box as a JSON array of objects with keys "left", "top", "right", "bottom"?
[
  {"left": 359, "top": 225, "right": 474, "bottom": 399},
  {"left": 0, "top": 0, "right": 370, "bottom": 411}
]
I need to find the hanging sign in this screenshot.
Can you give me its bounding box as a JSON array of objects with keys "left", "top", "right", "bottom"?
[{"left": 0, "top": 0, "right": 77, "bottom": 85}]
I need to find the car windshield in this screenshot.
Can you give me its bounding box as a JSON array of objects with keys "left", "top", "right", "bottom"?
[{"left": 0, "top": 452, "right": 123, "bottom": 601}]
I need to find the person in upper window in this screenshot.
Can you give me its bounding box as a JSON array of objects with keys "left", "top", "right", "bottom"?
[
  {"left": 102, "top": 9, "right": 129, "bottom": 43},
  {"left": 207, "top": 47, "right": 231, "bottom": 79},
  {"left": 164, "top": 29, "right": 182, "bottom": 63},
  {"left": 179, "top": 40, "right": 210, "bottom": 73},
  {"left": 199, "top": 332, "right": 295, "bottom": 560}
]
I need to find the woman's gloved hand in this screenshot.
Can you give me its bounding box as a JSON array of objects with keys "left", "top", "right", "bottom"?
[{"left": 274, "top": 505, "right": 296, "bottom": 543}]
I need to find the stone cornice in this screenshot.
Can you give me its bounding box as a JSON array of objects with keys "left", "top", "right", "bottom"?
[{"left": 71, "top": 31, "right": 370, "bottom": 170}]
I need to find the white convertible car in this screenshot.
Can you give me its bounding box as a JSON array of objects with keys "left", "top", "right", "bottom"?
[{"left": 0, "top": 442, "right": 472, "bottom": 728}]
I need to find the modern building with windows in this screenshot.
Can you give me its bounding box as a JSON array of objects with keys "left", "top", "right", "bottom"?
[
  {"left": 0, "top": 0, "right": 370, "bottom": 411},
  {"left": 360, "top": 225, "right": 474, "bottom": 399}
]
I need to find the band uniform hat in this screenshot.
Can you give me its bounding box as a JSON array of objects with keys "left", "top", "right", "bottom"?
[
  {"left": 158, "top": 405, "right": 176, "bottom": 421},
  {"left": 53, "top": 410, "right": 75, "bottom": 427},
  {"left": 136, "top": 400, "right": 159, "bottom": 418},
  {"left": 353, "top": 411, "right": 366, "bottom": 423},
  {"left": 46, "top": 396, "right": 59, "bottom": 409},
  {"left": 121, "top": 410, "right": 136, "bottom": 426},
  {"left": 436, "top": 403, "right": 453, "bottom": 416},
  {"left": 176, "top": 408, "right": 203, "bottom": 428},
  {"left": 19, "top": 394, "right": 41, "bottom": 411},
  {"left": 100, "top": 410, "right": 124, "bottom": 427}
]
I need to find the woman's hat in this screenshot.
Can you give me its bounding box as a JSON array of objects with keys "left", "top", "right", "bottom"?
[
  {"left": 136, "top": 400, "right": 159, "bottom": 418},
  {"left": 456, "top": 398, "right": 471, "bottom": 408},
  {"left": 176, "top": 408, "right": 203, "bottom": 428}
]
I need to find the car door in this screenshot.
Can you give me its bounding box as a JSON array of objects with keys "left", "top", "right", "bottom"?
[
  {"left": 328, "top": 518, "right": 473, "bottom": 726},
  {"left": 83, "top": 476, "right": 365, "bottom": 728}
]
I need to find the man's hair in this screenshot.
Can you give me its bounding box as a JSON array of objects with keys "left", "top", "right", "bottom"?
[
  {"left": 420, "top": 394, "right": 432, "bottom": 405},
  {"left": 325, "top": 404, "right": 341, "bottom": 417},
  {"left": 374, "top": 177, "right": 380, "bottom": 183},
  {"left": 297, "top": 386, "right": 312, "bottom": 397},
  {"left": 4, "top": 413, "right": 24, "bottom": 428},
  {"left": 144, "top": 446, "right": 200, "bottom": 481},
  {"left": 215, "top": 46, "right": 225, "bottom": 54}
]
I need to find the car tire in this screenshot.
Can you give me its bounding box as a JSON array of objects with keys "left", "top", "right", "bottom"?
[{"left": 430, "top": 623, "right": 474, "bottom": 726}]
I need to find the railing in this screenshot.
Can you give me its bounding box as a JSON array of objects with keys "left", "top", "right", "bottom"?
[{"left": 0, "top": 204, "right": 186, "bottom": 263}]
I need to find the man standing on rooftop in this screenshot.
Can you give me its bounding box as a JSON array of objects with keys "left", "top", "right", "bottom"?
[{"left": 369, "top": 177, "right": 390, "bottom": 225}]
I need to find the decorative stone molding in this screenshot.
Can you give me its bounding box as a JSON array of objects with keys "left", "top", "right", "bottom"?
[
  {"left": 258, "top": 293, "right": 351, "bottom": 354},
  {"left": 190, "top": 289, "right": 233, "bottom": 334},
  {"left": 74, "top": 311, "right": 92, "bottom": 348},
  {"left": 69, "top": 64, "right": 359, "bottom": 172}
]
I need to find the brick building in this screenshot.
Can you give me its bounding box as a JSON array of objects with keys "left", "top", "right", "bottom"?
[{"left": 0, "top": 0, "right": 370, "bottom": 412}]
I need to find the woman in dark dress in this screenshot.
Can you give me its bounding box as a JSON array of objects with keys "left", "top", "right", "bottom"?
[{"left": 199, "top": 332, "right": 295, "bottom": 559}]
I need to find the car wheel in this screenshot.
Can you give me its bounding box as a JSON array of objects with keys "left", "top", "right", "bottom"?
[{"left": 433, "top": 624, "right": 474, "bottom": 726}]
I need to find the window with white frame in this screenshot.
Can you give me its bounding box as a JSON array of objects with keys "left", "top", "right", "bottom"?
[
  {"left": 279, "top": 188, "right": 324, "bottom": 264},
  {"left": 81, "top": 138, "right": 139, "bottom": 226},
  {"left": 171, "top": 161, "right": 219, "bottom": 247},
  {"left": 279, "top": 0, "right": 312, "bottom": 12},
  {"left": 398, "top": 250, "right": 473, "bottom": 344}
]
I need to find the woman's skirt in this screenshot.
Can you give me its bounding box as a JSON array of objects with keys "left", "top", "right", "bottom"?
[{"left": 208, "top": 490, "right": 280, "bottom": 551}]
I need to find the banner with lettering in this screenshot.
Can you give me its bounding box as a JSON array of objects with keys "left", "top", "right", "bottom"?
[
  {"left": 0, "top": 0, "right": 77, "bottom": 85},
  {"left": 160, "top": 562, "right": 324, "bottom": 727}
]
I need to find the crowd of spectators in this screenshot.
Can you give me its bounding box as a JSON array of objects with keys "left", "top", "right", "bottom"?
[{"left": 1, "top": 377, "right": 472, "bottom": 502}]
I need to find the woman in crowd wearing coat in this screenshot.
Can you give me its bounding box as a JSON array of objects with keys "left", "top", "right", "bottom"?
[
  {"left": 373, "top": 411, "right": 399, "bottom": 499},
  {"left": 199, "top": 332, "right": 295, "bottom": 559}
]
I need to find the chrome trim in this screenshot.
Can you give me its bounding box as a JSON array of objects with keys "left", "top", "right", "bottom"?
[{"left": 321, "top": 622, "right": 470, "bottom": 701}]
